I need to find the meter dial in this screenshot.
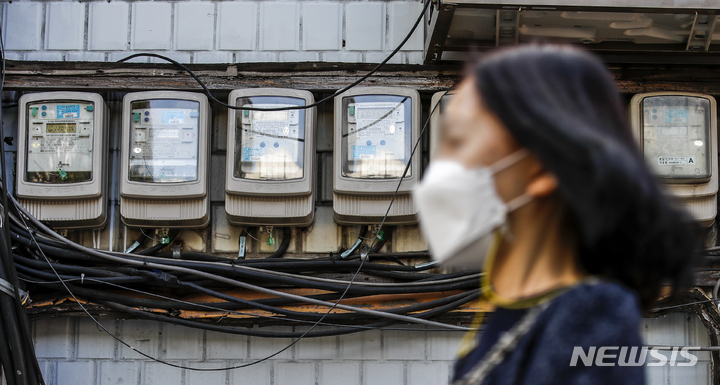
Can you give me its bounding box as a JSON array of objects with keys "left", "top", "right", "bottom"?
[
  {"left": 341, "top": 95, "right": 412, "bottom": 179},
  {"left": 128, "top": 99, "right": 200, "bottom": 183},
  {"left": 233, "top": 96, "right": 306, "bottom": 181},
  {"left": 24, "top": 100, "right": 94, "bottom": 184},
  {"left": 641, "top": 96, "right": 711, "bottom": 181}
]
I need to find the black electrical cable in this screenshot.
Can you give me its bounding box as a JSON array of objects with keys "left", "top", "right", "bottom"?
[
  {"left": 94, "top": 286, "right": 479, "bottom": 339},
  {"left": 339, "top": 225, "right": 368, "bottom": 257},
  {"left": 11, "top": 222, "right": 74, "bottom": 249},
  {"left": 79, "top": 277, "right": 471, "bottom": 332},
  {"left": 124, "top": 228, "right": 153, "bottom": 253},
  {"left": 20, "top": 272, "right": 357, "bottom": 313},
  {"left": 11, "top": 214, "right": 474, "bottom": 288},
  {"left": 13, "top": 264, "right": 147, "bottom": 285},
  {"left": 266, "top": 227, "right": 291, "bottom": 259},
  {"left": 651, "top": 297, "right": 720, "bottom": 312},
  {"left": 14, "top": 231, "right": 432, "bottom": 276},
  {"left": 12, "top": 254, "right": 130, "bottom": 278},
  {"left": 16, "top": 212, "right": 371, "bottom": 369},
  {"left": 12, "top": 194, "right": 469, "bottom": 373},
  {"left": 0, "top": 312, "right": 17, "bottom": 385},
  {"left": 14, "top": 234, "right": 467, "bottom": 291},
  {"left": 153, "top": 251, "right": 233, "bottom": 263},
  {"left": 370, "top": 227, "right": 391, "bottom": 253},
  {"left": 21, "top": 275, "right": 472, "bottom": 333},
  {"left": 0, "top": 239, "right": 28, "bottom": 385},
  {"left": 116, "top": 0, "right": 432, "bottom": 114},
  {"left": 13, "top": 224, "right": 440, "bottom": 275},
  {"left": 29, "top": 278, "right": 478, "bottom": 326},
  {"left": 0, "top": 29, "right": 41, "bottom": 385},
  {"left": 18, "top": 257, "right": 474, "bottom": 317},
  {"left": 136, "top": 229, "right": 179, "bottom": 255}
]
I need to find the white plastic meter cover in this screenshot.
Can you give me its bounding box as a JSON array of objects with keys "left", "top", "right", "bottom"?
[
  {"left": 641, "top": 96, "right": 712, "bottom": 181},
  {"left": 234, "top": 96, "right": 306, "bottom": 180},
  {"left": 25, "top": 100, "right": 95, "bottom": 184},
  {"left": 341, "top": 95, "right": 412, "bottom": 179},
  {"left": 17, "top": 92, "right": 108, "bottom": 229},
  {"left": 128, "top": 99, "right": 200, "bottom": 183}
]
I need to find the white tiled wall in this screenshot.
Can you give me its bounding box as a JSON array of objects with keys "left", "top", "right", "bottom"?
[
  {"left": 32, "top": 313, "right": 713, "bottom": 385},
  {"left": 1, "top": 1, "right": 425, "bottom": 65},
  {"left": 33, "top": 318, "right": 465, "bottom": 385}
]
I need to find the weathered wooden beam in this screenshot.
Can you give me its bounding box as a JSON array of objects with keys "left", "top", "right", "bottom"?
[
  {"left": 25, "top": 291, "right": 485, "bottom": 327},
  {"left": 7, "top": 60, "right": 720, "bottom": 94},
  {"left": 695, "top": 270, "right": 720, "bottom": 287},
  {"left": 3, "top": 61, "right": 461, "bottom": 92}
]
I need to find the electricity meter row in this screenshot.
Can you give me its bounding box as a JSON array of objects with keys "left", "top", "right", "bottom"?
[
  {"left": 16, "top": 88, "right": 421, "bottom": 229},
  {"left": 19, "top": 90, "right": 716, "bottom": 230}
]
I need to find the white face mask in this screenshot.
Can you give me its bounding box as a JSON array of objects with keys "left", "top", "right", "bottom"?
[{"left": 413, "top": 150, "right": 532, "bottom": 269}]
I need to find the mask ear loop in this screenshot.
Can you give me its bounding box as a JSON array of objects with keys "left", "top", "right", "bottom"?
[
  {"left": 488, "top": 148, "right": 530, "bottom": 175},
  {"left": 506, "top": 193, "right": 533, "bottom": 212}
]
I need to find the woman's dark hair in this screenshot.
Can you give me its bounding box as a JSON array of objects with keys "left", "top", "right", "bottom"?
[{"left": 473, "top": 44, "right": 702, "bottom": 309}]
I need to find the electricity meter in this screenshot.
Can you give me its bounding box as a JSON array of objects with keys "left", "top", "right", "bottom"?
[
  {"left": 429, "top": 91, "right": 453, "bottom": 160},
  {"left": 225, "top": 89, "right": 315, "bottom": 226},
  {"left": 333, "top": 87, "right": 421, "bottom": 225},
  {"left": 630, "top": 92, "right": 718, "bottom": 226},
  {"left": 16, "top": 92, "right": 108, "bottom": 229},
  {"left": 120, "top": 91, "right": 211, "bottom": 228}
]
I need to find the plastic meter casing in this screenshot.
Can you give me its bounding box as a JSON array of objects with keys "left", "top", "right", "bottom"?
[
  {"left": 429, "top": 91, "right": 453, "bottom": 160},
  {"left": 630, "top": 92, "right": 718, "bottom": 227},
  {"left": 17, "top": 92, "right": 108, "bottom": 229},
  {"left": 333, "top": 87, "right": 421, "bottom": 225},
  {"left": 225, "top": 89, "right": 315, "bottom": 226},
  {"left": 120, "top": 91, "right": 211, "bottom": 228}
]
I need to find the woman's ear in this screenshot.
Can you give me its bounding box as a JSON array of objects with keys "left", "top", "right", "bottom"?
[{"left": 526, "top": 171, "right": 558, "bottom": 198}]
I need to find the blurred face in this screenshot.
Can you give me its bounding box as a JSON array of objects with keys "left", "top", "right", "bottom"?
[{"left": 436, "top": 77, "right": 531, "bottom": 204}]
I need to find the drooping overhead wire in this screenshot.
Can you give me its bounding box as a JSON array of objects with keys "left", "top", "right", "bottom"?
[{"left": 117, "top": 0, "right": 432, "bottom": 113}]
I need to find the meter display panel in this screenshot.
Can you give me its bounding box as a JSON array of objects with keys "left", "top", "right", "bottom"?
[
  {"left": 341, "top": 95, "right": 412, "bottom": 179},
  {"left": 128, "top": 99, "right": 200, "bottom": 183},
  {"left": 234, "top": 96, "right": 306, "bottom": 181},
  {"left": 641, "top": 96, "right": 711, "bottom": 181},
  {"left": 24, "top": 100, "right": 95, "bottom": 184}
]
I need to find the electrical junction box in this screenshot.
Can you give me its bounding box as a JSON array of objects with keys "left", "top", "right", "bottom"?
[
  {"left": 120, "top": 91, "right": 211, "bottom": 228},
  {"left": 630, "top": 92, "right": 718, "bottom": 227},
  {"left": 16, "top": 92, "right": 108, "bottom": 229},
  {"left": 225, "top": 88, "right": 316, "bottom": 226},
  {"left": 429, "top": 91, "right": 453, "bottom": 160},
  {"left": 333, "top": 87, "right": 421, "bottom": 225}
]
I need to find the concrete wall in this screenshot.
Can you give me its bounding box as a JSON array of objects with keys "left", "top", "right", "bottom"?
[
  {"left": 1, "top": 1, "right": 425, "bottom": 65},
  {"left": 30, "top": 313, "right": 713, "bottom": 385}
]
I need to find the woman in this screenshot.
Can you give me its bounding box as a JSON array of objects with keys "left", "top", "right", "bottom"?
[{"left": 413, "top": 44, "right": 701, "bottom": 384}]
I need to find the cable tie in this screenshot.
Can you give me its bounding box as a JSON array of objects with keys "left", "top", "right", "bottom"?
[
  {"left": 360, "top": 244, "right": 370, "bottom": 262},
  {"left": 415, "top": 261, "right": 438, "bottom": 269},
  {"left": 81, "top": 273, "right": 85, "bottom": 285},
  {"left": 124, "top": 241, "right": 141, "bottom": 254},
  {"left": 0, "top": 276, "right": 27, "bottom": 300},
  {"left": 341, "top": 238, "right": 363, "bottom": 259}
]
